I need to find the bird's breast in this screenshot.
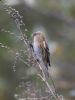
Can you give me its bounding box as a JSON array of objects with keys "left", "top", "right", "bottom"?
[{"left": 33, "top": 40, "right": 42, "bottom": 55}]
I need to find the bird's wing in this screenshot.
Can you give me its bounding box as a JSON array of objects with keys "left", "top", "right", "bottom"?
[
  {"left": 42, "top": 40, "right": 50, "bottom": 56},
  {"left": 40, "top": 40, "right": 50, "bottom": 67}
]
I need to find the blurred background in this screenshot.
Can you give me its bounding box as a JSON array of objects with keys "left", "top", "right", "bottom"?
[{"left": 0, "top": 0, "right": 75, "bottom": 100}]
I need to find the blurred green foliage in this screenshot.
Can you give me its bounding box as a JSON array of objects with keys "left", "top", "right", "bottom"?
[{"left": 0, "top": 0, "right": 75, "bottom": 100}]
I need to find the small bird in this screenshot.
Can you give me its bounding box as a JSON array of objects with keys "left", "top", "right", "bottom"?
[{"left": 32, "top": 31, "right": 51, "bottom": 71}]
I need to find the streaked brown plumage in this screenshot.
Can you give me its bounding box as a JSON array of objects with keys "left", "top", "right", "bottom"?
[{"left": 32, "top": 31, "right": 50, "bottom": 70}]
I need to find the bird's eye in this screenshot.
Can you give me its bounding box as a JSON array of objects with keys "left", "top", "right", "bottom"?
[{"left": 32, "top": 33, "right": 36, "bottom": 37}]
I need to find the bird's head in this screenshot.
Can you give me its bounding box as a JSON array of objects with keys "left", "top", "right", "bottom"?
[{"left": 32, "top": 31, "right": 42, "bottom": 37}]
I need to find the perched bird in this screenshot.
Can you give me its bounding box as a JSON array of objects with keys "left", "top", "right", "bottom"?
[{"left": 32, "top": 31, "right": 51, "bottom": 71}]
